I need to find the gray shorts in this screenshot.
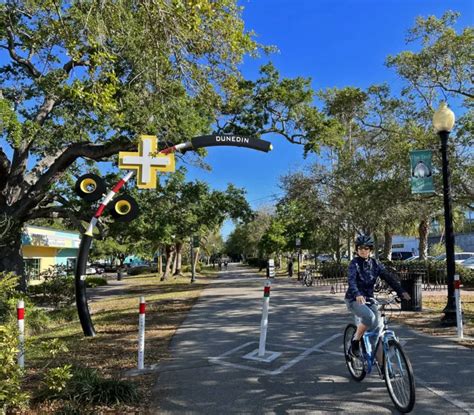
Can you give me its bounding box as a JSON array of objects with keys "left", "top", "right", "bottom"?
[{"left": 345, "top": 298, "right": 382, "bottom": 332}]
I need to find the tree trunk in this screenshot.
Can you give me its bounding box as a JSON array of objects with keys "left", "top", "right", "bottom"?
[
  {"left": 161, "top": 245, "right": 175, "bottom": 281},
  {"left": 0, "top": 217, "right": 26, "bottom": 291},
  {"left": 418, "top": 218, "right": 430, "bottom": 260},
  {"left": 347, "top": 226, "right": 354, "bottom": 260},
  {"left": 173, "top": 242, "right": 183, "bottom": 276},
  {"left": 158, "top": 252, "right": 162, "bottom": 275},
  {"left": 383, "top": 227, "right": 393, "bottom": 261},
  {"left": 193, "top": 246, "right": 200, "bottom": 271},
  {"left": 335, "top": 226, "right": 341, "bottom": 263}
]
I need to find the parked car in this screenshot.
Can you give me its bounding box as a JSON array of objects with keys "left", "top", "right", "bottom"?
[
  {"left": 404, "top": 255, "right": 435, "bottom": 262},
  {"left": 85, "top": 267, "right": 97, "bottom": 275},
  {"left": 391, "top": 251, "right": 414, "bottom": 261},
  {"left": 316, "top": 254, "right": 334, "bottom": 263},
  {"left": 434, "top": 252, "right": 474, "bottom": 264},
  {"left": 90, "top": 263, "right": 105, "bottom": 274},
  {"left": 459, "top": 256, "right": 474, "bottom": 270}
]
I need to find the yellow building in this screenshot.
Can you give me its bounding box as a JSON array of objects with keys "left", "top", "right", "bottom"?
[{"left": 21, "top": 225, "right": 80, "bottom": 281}]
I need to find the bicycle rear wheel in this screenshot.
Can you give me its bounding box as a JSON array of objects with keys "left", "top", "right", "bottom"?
[
  {"left": 343, "top": 324, "right": 366, "bottom": 381},
  {"left": 384, "top": 340, "right": 416, "bottom": 413}
]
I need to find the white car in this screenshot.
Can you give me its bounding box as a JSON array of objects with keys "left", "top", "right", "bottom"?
[
  {"left": 460, "top": 256, "right": 474, "bottom": 270},
  {"left": 405, "top": 255, "right": 435, "bottom": 262},
  {"left": 434, "top": 252, "right": 474, "bottom": 264}
]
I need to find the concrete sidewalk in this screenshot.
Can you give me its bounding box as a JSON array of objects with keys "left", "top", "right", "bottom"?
[{"left": 150, "top": 264, "right": 473, "bottom": 414}]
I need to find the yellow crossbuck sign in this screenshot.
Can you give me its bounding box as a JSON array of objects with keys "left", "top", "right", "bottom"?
[{"left": 119, "top": 135, "right": 175, "bottom": 189}]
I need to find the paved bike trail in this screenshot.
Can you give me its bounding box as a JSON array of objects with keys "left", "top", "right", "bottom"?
[{"left": 150, "top": 264, "right": 474, "bottom": 414}]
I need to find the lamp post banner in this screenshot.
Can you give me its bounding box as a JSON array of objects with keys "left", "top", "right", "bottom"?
[
  {"left": 410, "top": 150, "right": 434, "bottom": 194},
  {"left": 191, "top": 134, "right": 272, "bottom": 152}
]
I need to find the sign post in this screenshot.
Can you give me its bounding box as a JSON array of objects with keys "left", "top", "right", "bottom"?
[
  {"left": 266, "top": 258, "right": 275, "bottom": 278},
  {"left": 138, "top": 297, "right": 146, "bottom": 370},
  {"left": 258, "top": 281, "right": 271, "bottom": 357},
  {"left": 296, "top": 238, "right": 301, "bottom": 280},
  {"left": 17, "top": 300, "right": 25, "bottom": 369},
  {"left": 454, "top": 274, "right": 464, "bottom": 338}
]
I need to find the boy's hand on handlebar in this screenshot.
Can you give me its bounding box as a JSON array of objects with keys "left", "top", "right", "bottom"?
[
  {"left": 356, "top": 295, "right": 365, "bottom": 305},
  {"left": 401, "top": 292, "right": 411, "bottom": 301}
]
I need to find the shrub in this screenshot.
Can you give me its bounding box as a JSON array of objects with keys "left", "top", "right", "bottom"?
[
  {"left": 0, "top": 324, "right": 29, "bottom": 412},
  {"left": 319, "top": 261, "right": 349, "bottom": 279},
  {"left": 28, "top": 275, "right": 75, "bottom": 308},
  {"left": 0, "top": 273, "right": 21, "bottom": 323},
  {"left": 127, "top": 266, "right": 156, "bottom": 276},
  {"left": 36, "top": 366, "right": 140, "bottom": 406},
  {"left": 85, "top": 277, "right": 108, "bottom": 288},
  {"left": 182, "top": 264, "right": 202, "bottom": 273},
  {"left": 48, "top": 306, "right": 78, "bottom": 324},
  {"left": 246, "top": 258, "right": 267, "bottom": 270}
]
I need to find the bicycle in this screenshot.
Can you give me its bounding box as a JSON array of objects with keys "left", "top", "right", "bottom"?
[
  {"left": 343, "top": 296, "right": 416, "bottom": 413},
  {"left": 301, "top": 268, "right": 314, "bottom": 287}
]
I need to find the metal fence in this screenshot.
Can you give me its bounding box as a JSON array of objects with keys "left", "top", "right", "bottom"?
[{"left": 305, "top": 262, "right": 448, "bottom": 294}]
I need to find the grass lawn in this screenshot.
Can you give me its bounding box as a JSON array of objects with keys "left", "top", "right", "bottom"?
[
  {"left": 26, "top": 269, "right": 219, "bottom": 413},
  {"left": 391, "top": 289, "right": 474, "bottom": 348}
]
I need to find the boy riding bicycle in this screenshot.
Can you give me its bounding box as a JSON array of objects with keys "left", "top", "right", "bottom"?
[{"left": 345, "top": 235, "right": 410, "bottom": 358}]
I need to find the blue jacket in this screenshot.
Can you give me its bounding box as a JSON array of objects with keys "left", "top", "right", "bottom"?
[{"left": 345, "top": 256, "right": 405, "bottom": 301}]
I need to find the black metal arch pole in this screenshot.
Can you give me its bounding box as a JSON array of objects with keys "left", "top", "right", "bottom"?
[{"left": 75, "top": 234, "right": 95, "bottom": 336}]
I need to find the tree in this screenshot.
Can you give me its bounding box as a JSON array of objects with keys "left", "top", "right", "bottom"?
[
  {"left": 0, "top": 0, "right": 258, "bottom": 283},
  {"left": 0, "top": 1, "right": 335, "bottom": 287},
  {"left": 225, "top": 207, "right": 273, "bottom": 259},
  {"left": 386, "top": 10, "right": 473, "bottom": 207},
  {"left": 124, "top": 168, "right": 252, "bottom": 280}
]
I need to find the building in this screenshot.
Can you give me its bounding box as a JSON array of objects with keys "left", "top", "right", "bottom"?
[{"left": 21, "top": 225, "right": 80, "bottom": 281}]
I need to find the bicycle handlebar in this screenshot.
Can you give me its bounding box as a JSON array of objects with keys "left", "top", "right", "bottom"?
[{"left": 365, "top": 296, "right": 401, "bottom": 307}]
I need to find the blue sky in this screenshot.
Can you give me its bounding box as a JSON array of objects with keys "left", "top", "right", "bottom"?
[
  {"left": 1, "top": 1, "right": 472, "bottom": 238},
  {"left": 185, "top": 0, "right": 473, "bottom": 238}
]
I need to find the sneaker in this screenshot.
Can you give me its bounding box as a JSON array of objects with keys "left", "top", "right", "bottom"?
[{"left": 349, "top": 339, "right": 360, "bottom": 357}]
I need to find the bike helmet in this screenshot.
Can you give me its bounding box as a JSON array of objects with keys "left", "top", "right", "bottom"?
[{"left": 355, "top": 234, "right": 374, "bottom": 248}]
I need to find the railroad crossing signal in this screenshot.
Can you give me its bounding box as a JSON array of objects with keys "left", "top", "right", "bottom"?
[{"left": 119, "top": 135, "right": 175, "bottom": 189}]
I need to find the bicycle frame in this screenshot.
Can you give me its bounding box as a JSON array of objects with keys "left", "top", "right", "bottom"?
[{"left": 356, "top": 302, "right": 399, "bottom": 376}]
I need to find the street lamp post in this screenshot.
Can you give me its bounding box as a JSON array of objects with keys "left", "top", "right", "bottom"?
[{"left": 433, "top": 102, "right": 456, "bottom": 326}]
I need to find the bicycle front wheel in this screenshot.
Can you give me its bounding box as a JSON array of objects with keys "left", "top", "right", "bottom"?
[
  {"left": 384, "top": 340, "right": 416, "bottom": 413},
  {"left": 343, "top": 324, "right": 366, "bottom": 381}
]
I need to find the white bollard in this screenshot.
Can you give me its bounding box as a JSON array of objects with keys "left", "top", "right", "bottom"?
[
  {"left": 454, "top": 274, "right": 463, "bottom": 339},
  {"left": 258, "top": 281, "right": 271, "bottom": 357},
  {"left": 138, "top": 296, "right": 146, "bottom": 369},
  {"left": 17, "top": 300, "right": 25, "bottom": 369}
]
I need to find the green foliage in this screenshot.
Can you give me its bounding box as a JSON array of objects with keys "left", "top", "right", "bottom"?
[
  {"left": 429, "top": 243, "right": 463, "bottom": 256},
  {"left": 0, "top": 272, "right": 20, "bottom": 323},
  {"left": 85, "top": 277, "right": 108, "bottom": 288},
  {"left": 127, "top": 266, "right": 156, "bottom": 276},
  {"left": 182, "top": 264, "right": 202, "bottom": 273},
  {"left": 48, "top": 307, "right": 78, "bottom": 324},
  {"left": 386, "top": 11, "right": 473, "bottom": 107},
  {"left": 28, "top": 266, "right": 75, "bottom": 308},
  {"left": 36, "top": 366, "right": 140, "bottom": 406},
  {"left": 43, "top": 365, "right": 73, "bottom": 394},
  {"left": 246, "top": 258, "right": 267, "bottom": 269},
  {"left": 0, "top": 325, "right": 29, "bottom": 411},
  {"left": 225, "top": 208, "right": 273, "bottom": 259}
]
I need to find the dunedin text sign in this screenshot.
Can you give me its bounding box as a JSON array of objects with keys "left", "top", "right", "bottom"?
[{"left": 191, "top": 134, "right": 273, "bottom": 152}]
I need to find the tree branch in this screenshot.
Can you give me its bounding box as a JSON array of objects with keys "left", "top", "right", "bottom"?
[
  {"left": 6, "top": 27, "right": 41, "bottom": 78},
  {"left": 34, "top": 95, "right": 58, "bottom": 125},
  {"left": 26, "top": 205, "right": 86, "bottom": 232},
  {"left": 15, "top": 137, "right": 136, "bottom": 218}
]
